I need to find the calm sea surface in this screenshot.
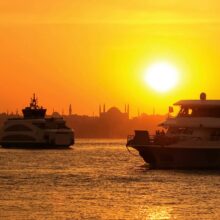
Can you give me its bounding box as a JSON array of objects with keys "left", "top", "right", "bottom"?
[{"left": 0, "top": 139, "right": 220, "bottom": 220}]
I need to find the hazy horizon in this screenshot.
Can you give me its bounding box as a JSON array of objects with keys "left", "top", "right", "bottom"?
[{"left": 1, "top": 1, "right": 220, "bottom": 116}]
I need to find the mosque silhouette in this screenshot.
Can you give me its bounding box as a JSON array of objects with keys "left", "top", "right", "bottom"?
[{"left": 0, "top": 104, "right": 166, "bottom": 138}]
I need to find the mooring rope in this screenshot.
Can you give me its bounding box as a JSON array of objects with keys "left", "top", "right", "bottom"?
[{"left": 126, "top": 145, "right": 139, "bottom": 157}]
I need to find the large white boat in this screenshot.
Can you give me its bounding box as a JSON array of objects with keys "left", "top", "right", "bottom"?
[
  {"left": 127, "top": 93, "right": 220, "bottom": 169},
  {"left": 0, "top": 94, "right": 74, "bottom": 148}
]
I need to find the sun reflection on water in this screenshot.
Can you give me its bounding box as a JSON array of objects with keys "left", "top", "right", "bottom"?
[{"left": 136, "top": 206, "right": 175, "bottom": 220}]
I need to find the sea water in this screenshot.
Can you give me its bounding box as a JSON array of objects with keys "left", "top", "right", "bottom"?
[{"left": 0, "top": 139, "right": 220, "bottom": 219}]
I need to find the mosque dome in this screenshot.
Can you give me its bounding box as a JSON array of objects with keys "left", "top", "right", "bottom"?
[
  {"left": 106, "top": 107, "right": 122, "bottom": 115},
  {"left": 52, "top": 112, "right": 62, "bottom": 118}
]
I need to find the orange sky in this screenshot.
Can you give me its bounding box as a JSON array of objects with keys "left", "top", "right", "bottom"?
[{"left": 1, "top": 1, "right": 220, "bottom": 116}]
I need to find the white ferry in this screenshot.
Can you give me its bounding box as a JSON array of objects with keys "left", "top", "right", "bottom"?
[
  {"left": 127, "top": 93, "right": 220, "bottom": 169},
  {"left": 0, "top": 94, "right": 74, "bottom": 148}
]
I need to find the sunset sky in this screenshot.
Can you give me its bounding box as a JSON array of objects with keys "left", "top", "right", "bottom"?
[{"left": 1, "top": 1, "right": 220, "bottom": 116}]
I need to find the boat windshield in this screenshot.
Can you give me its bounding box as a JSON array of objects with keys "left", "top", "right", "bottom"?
[{"left": 178, "top": 106, "right": 220, "bottom": 117}]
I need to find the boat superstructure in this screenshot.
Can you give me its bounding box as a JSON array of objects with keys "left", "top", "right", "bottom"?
[
  {"left": 0, "top": 94, "right": 74, "bottom": 148},
  {"left": 127, "top": 93, "right": 220, "bottom": 169}
]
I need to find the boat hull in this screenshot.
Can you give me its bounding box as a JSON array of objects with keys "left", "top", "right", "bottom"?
[{"left": 132, "top": 145, "right": 220, "bottom": 169}]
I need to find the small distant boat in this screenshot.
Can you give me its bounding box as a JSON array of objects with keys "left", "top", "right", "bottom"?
[
  {"left": 127, "top": 93, "right": 220, "bottom": 169},
  {"left": 0, "top": 94, "right": 74, "bottom": 149}
]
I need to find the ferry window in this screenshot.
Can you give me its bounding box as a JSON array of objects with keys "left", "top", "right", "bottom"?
[
  {"left": 55, "top": 121, "right": 67, "bottom": 129},
  {"left": 32, "top": 123, "right": 45, "bottom": 129},
  {"left": 209, "top": 108, "right": 220, "bottom": 117},
  {"left": 191, "top": 107, "right": 220, "bottom": 117},
  {"left": 2, "top": 135, "right": 35, "bottom": 141},
  {"left": 168, "top": 127, "right": 193, "bottom": 135},
  {"left": 188, "top": 109, "right": 192, "bottom": 115},
  {"left": 178, "top": 107, "right": 192, "bottom": 117},
  {"left": 183, "top": 128, "right": 193, "bottom": 135},
  {"left": 169, "top": 128, "right": 178, "bottom": 134},
  {"left": 181, "top": 108, "right": 188, "bottom": 116},
  {"left": 178, "top": 128, "right": 186, "bottom": 133},
  {"left": 179, "top": 107, "right": 220, "bottom": 117},
  {"left": 5, "top": 125, "right": 32, "bottom": 132},
  {"left": 211, "top": 129, "right": 220, "bottom": 136},
  {"left": 57, "top": 123, "right": 67, "bottom": 129},
  {"left": 210, "top": 129, "right": 220, "bottom": 140}
]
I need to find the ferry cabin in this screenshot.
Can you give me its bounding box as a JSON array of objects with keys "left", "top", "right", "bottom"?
[{"left": 163, "top": 100, "right": 220, "bottom": 141}]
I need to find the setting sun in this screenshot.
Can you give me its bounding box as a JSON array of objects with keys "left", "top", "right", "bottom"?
[{"left": 144, "top": 62, "right": 179, "bottom": 93}]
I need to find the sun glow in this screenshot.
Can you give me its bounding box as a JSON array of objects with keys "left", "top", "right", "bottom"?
[{"left": 144, "top": 62, "right": 179, "bottom": 93}]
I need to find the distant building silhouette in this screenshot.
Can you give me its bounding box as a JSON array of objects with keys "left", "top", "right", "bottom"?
[
  {"left": 69, "top": 104, "right": 72, "bottom": 116},
  {"left": 63, "top": 105, "right": 166, "bottom": 138},
  {"left": 126, "top": 104, "right": 130, "bottom": 118},
  {"left": 0, "top": 105, "right": 167, "bottom": 139},
  {"left": 99, "top": 105, "right": 102, "bottom": 116},
  {"left": 100, "top": 106, "right": 129, "bottom": 121},
  {"left": 52, "top": 112, "right": 62, "bottom": 118}
]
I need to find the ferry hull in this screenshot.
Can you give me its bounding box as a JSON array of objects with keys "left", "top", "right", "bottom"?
[{"left": 132, "top": 145, "right": 220, "bottom": 169}]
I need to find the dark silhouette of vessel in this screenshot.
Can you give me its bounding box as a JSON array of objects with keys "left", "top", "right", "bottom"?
[
  {"left": 127, "top": 93, "right": 220, "bottom": 169},
  {"left": 0, "top": 94, "right": 74, "bottom": 148}
]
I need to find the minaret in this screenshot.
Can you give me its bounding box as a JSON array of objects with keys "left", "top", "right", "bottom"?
[
  {"left": 69, "top": 104, "right": 72, "bottom": 116},
  {"left": 127, "top": 104, "right": 130, "bottom": 118},
  {"left": 103, "top": 104, "right": 106, "bottom": 113},
  {"left": 99, "top": 105, "right": 101, "bottom": 114},
  {"left": 125, "top": 104, "right": 127, "bottom": 113}
]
